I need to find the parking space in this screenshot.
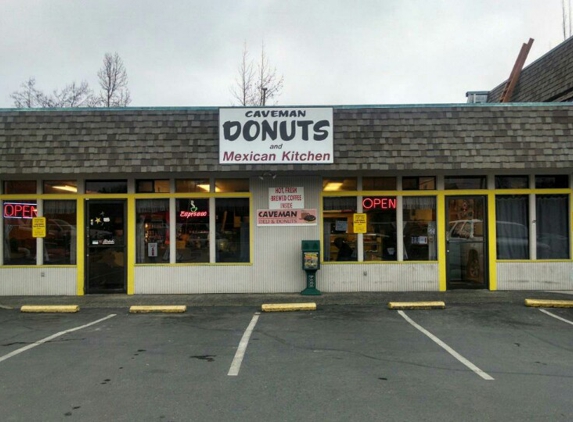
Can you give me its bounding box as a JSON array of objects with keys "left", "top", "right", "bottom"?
[{"left": 0, "top": 300, "right": 572, "bottom": 421}]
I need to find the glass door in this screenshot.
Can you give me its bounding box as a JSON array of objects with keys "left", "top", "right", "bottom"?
[
  {"left": 85, "top": 200, "right": 126, "bottom": 293},
  {"left": 446, "top": 196, "right": 488, "bottom": 289}
]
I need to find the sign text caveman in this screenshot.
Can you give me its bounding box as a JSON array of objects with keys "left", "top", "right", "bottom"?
[{"left": 219, "top": 107, "right": 333, "bottom": 164}]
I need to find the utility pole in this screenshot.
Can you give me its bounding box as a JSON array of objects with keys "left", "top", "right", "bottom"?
[{"left": 262, "top": 87, "right": 267, "bottom": 106}]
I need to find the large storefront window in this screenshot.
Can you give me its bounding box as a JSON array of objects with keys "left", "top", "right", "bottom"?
[
  {"left": 363, "top": 196, "right": 397, "bottom": 261},
  {"left": 323, "top": 197, "right": 357, "bottom": 261},
  {"left": 44, "top": 200, "right": 77, "bottom": 265},
  {"left": 496, "top": 195, "right": 529, "bottom": 259},
  {"left": 536, "top": 195, "right": 569, "bottom": 259},
  {"left": 403, "top": 197, "right": 436, "bottom": 261},
  {"left": 136, "top": 199, "right": 169, "bottom": 263},
  {"left": 215, "top": 198, "right": 250, "bottom": 262},
  {"left": 3, "top": 201, "right": 37, "bottom": 265},
  {"left": 176, "top": 198, "right": 209, "bottom": 263}
]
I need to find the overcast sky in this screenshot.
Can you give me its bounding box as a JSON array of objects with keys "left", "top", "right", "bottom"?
[{"left": 0, "top": 0, "right": 566, "bottom": 108}]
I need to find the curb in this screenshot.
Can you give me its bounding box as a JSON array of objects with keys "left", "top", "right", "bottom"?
[
  {"left": 524, "top": 299, "right": 573, "bottom": 308},
  {"left": 20, "top": 305, "right": 80, "bottom": 313},
  {"left": 261, "top": 303, "right": 317, "bottom": 312},
  {"left": 129, "top": 305, "right": 187, "bottom": 313},
  {"left": 388, "top": 301, "right": 446, "bottom": 310}
]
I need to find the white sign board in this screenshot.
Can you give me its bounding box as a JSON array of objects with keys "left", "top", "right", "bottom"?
[
  {"left": 148, "top": 242, "right": 158, "bottom": 257},
  {"left": 257, "top": 209, "right": 317, "bottom": 226},
  {"left": 269, "top": 187, "right": 304, "bottom": 210},
  {"left": 219, "top": 107, "right": 333, "bottom": 164}
]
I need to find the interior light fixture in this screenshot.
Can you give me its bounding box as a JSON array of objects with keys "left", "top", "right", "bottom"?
[
  {"left": 323, "top": 182, "right": 343, "bottom": 191},
  {"left": 52, "top": 185, "right": 78, "bottom": 193},
  {"left": 198, "top": 184, "right": 222, "bottom": 192}
]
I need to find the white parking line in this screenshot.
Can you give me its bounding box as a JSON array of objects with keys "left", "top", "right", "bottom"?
[
  {"left": 397, "top": 310, "right": 494, "bottom": 381},
  {"left": 539, "top": 308, "right": 573, "bottom": 326},
  {"left": 228, "top": 312, "right": 260, "bottom": 376},
  {"left": 0, "top": 314, "right": 116, "bottom": 364}
]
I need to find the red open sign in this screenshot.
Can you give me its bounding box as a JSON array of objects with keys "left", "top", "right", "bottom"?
[
  {"left": 362, "top": 197, "right": 397, "bottom": 210},
  {"left": 3, "top": 202, "right": 38, "bottom": 219}
]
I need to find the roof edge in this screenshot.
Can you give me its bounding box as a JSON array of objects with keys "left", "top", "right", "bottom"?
[{"left": 1, "top": 102, "right": 573, "bottom": 113}]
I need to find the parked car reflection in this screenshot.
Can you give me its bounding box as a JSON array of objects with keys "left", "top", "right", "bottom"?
[{"left": 448, "top": 219, "right": 551, "bottom": 282}]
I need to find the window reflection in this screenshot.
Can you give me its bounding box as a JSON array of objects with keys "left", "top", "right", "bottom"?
[
  {"left": 363, "top": 197, "right": 397, "bottom": 261},
  {"left": 44, "top": 201, "right": 77, "bottom": 265},
  {"left": 215, "top": 198, "right": 250, "bottom": 262},
  {"left": 3, "top": 201, "right": 37, "bottom": 265},
  {"left": 85, "top": 180, "right": 127, "bottom": 194},
  {"left": 536, "top": 195, "right": 569, "bottom": 259},
  {"left": 403, "top": 197, "right": 436, "bottom": 260},
  {"left": 496, "top": 195, "right": 529, "bottom": 259},
  {"left": 136, "top": 199, "right": 169, "bottom": 263},
  {"left": 176, "top": 198, "right": 209, "bottom": 263},
  {"left": 323, "top": 197, "right": 357, "bottom": 262}
]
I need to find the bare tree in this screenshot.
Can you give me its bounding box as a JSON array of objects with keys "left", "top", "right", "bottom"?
[
  {"left": 55, "top": 81, "right": 95, "bottom": 107},
  {"left": 231, "top": 42, "right": 284, "bottom": 106},
  {"left": 256, "top": 43, "right": 284, "bottom": 106},
  {"left": 10, "top": 78, "right": 95, "bottom": 108},
  {"left": 231, "top": 42, "right": 257, "bottom": 106},
  {"left": 97, "top": 52, "right": 131, "bottom": 107},
  {"left": 10, "top": 78, "right": 42, "bottom": 108},
  {"left": 10, "top": 52, "right": 131, "bottom": 108},
  {"left": 44, "top": 81, "right": 95, "bottom": 108}
]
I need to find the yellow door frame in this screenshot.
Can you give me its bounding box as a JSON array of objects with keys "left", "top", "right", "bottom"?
[{"left": 438, "top": 192, "right": 496, "bottom": 291}]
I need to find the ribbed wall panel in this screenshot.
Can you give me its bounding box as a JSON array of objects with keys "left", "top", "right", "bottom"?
[
  {"left": 0, "top": 268, "right": 76, "bottom": 295},
  {"left": 135, "top": 265, "right": 258, "bottom": 294},
  {"left": 321, "top": 263, "right": 439, "bottom": 292},
  {"left": 497, "top": 262, "right": 573, "bottom": 290},
  {"left": 253, "top": 175, "right": 322, "bottom": 292},
  {"left": 135, "top": 263, "right": 439, "bottom": 293}
]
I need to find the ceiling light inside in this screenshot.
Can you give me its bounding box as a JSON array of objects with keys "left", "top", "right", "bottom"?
[
  {"left": 323, "top": 182, "right": 343, "bottom": 191},
  {"left": 52, "top": 185, "right": 78, "bottom": 193}
]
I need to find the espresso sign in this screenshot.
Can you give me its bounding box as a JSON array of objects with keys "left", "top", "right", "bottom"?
[{"left": 219, "top": 107, "right": 333, "bottom": 164}]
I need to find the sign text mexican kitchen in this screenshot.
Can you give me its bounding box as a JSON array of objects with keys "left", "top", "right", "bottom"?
[{"left": 219, "top": 107, "right": 333, "bottom": 164}]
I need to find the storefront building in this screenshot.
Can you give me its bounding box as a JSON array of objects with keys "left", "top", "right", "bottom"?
[
  {"left": 0, "top": 101, "right": 572, "bottom": 296},
  {"left": 3, "top": 38, "right": 573, "bottom": 296}
]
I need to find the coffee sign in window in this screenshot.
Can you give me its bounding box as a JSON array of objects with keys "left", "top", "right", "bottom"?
[{"left": 269, "top": 187, "right": 304, "bottom": 209}]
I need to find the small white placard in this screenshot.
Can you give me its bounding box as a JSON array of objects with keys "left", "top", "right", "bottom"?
[
  {"left": 268, "top": 187, "right": 304, "bottom": 210},
  {"left": 148, "top": 242, "right": 158, "bottom": 257}
]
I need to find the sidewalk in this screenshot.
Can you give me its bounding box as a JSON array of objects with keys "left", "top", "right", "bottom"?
[{"left": 1, "top": 290, "right": 572, "bottom": 310}]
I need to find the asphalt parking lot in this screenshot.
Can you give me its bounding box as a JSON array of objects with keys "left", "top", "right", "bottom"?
[{"left": 0, "top": 292, "right": 572, "bottom": 422}]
